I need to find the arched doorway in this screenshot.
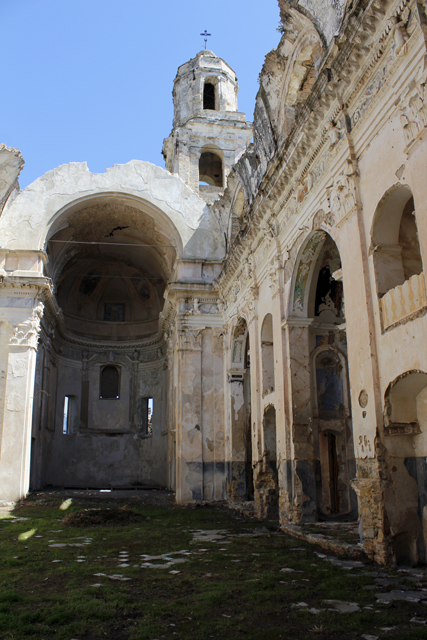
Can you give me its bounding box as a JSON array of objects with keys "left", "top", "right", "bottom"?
[{"left": 30, "top": 195, "right": 177, "bottom": 490}]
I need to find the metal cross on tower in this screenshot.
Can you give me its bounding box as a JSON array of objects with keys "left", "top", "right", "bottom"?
[{"left": 200, "top": 30, "right": 211, "bottom": 50}]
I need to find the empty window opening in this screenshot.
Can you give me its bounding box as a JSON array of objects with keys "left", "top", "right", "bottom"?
[
  {"left": 147, "top": 397, "right": 153, "bottom": 435},
  {"left": 104, "top": 303, "right": 125, "bottom": 322},
  {"left": 62, "top": 395, "right": 77, "bottom": 434},
  {"left": 100, "top": 366, "right": 120, "bottom": 399},
  {"left": 203, "top": 82, "right": 216, "bottom": 110},
  {"left": 199, "top": 152, "right": 223, "bottom": 187},
  {"left": 138, "top": 397, "right": 153, "bottom": 435},
  {"left": 63, "top": 396, "right": 70, "bottom": 434}
]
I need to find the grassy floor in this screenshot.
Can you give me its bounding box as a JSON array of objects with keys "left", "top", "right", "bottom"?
[{"left": 0, "top": 494, "right": 426, "bottom": 639}]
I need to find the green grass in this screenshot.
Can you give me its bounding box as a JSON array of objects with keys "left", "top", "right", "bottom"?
[{"left": 0, "top": 494, "right": 426, "bottom": 639}]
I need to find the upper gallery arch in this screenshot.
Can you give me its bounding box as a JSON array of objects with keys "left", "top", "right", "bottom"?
[
  {"left": 281, "top": 1, "right": 347, "bottom": 47},
  {"left": 0, "top": 160, "right": 226, "bottom": 262},
  {"left": 258, "top": 12, "right": 323, "bottom": 148}
]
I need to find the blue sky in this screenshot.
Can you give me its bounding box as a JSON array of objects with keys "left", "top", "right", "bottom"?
[{"left": 1, "top": 0, "right": 280, "bottom": 188}]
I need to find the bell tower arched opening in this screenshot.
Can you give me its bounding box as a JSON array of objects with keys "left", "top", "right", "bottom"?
[
  {"left": 203, "top": 81, "right": 217, "bottom": 110},
  {"left": 199, "top": 151, "right": 223, "bottom": 188}
]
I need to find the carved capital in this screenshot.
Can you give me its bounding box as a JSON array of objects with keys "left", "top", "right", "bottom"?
[
  {"left": 178, "top": 327, "right": 203, "bottom": 351},
  {"left": 9, "top": 301, "right": 44, "bottom": 349},
  {"left": 212, "top": 328, "right": 225, "bottom": 353}
]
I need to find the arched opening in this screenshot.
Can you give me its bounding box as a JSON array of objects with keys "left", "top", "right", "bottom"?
[
  {"left": 290, "top": 231, "right": 357, "bottom": 522},
  {"left": 30, "top": 196, "right": 177, "bottom": 492},
  {"left": 383, "top": 371, "right": 427, "bottom": 564},
  {"left": 228, "top": 318, "right": 253, "bottom": 502},
  {"left": 261, "top": 314, "right": 274, "bottom": 396},
  {"left": 372, "top": 186, "right": 425, "bottom": 331},
  {"left": 372, "top": 188, "right": 422, "bottom": 296},
  {"left": 203, "top": 81, "right": 216, "bottom": 110},
  {"left": 199, "top": 151, "right": 223, "bottom": 187}
]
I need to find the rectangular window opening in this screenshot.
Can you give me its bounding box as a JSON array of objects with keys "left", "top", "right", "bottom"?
[
  {"left": 62, "top": 396, "right": 70, "bottom": 434},
  {"left": 147, "top": 397, "right": 153, "bottom": 435}
]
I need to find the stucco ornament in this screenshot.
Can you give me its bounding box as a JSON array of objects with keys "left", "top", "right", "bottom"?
[
  {"left": 398, "top": 79, "right": 427, "bottom": 148},
  {"left": 388, "top": 15, "right": 409, "bottom": 56},
  {"left": 10, "top": 301, "right": 44, "bottom": 349},
  {"left": 326, "top": 159, "right": 359, "bottom": 225}
]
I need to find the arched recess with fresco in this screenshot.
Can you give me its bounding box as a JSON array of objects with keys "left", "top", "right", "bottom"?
[{"left": 288, "top": 229, "right": 357, "bottom": 521}]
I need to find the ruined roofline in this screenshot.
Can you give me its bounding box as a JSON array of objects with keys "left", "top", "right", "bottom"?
[{"left": 214, "top": 0, "right": 396, "bottom": 292}]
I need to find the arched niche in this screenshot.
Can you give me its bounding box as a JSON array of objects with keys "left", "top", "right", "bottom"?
[
  {"left": 261, "top": 313, "right": 275, "bottom": 396},
  {"left": 313, "top": 347, "right": 348, "bottom": 421},
  {"left": 371, "top": 184, "right": 423, "bottom": 298},
  {"left": 263, "top": 405, "right": 277, "bottom": 462}
]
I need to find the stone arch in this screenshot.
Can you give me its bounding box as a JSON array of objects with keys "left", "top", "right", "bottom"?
[
  {"left": 0, "top": 160, "right": 224, "bottom": 261},
  {"left": 290, "top": 230, "right": 328, "bottom": 318},
  {"left": 276, "top": 30, "right": 323, "bottom": 141},
  {"left": 383, "top": 370, "right": 427, "bottom": 564},
  {"left": 287, "top": 229, "right": 356, "bottom": 521}
]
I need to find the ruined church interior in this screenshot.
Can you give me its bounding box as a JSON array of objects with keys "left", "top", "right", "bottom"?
[{"left": 1, "top": 0, "right": 427, "bottom": 566}]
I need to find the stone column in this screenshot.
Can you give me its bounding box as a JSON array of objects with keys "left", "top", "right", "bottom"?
[
  {"left": 0, "top": 296, "right": 44, "bottom": 502},
  {"left": 175, "top": 326, "right": 204, "bottom": 503},
  {"left": 282, "top": 318, "right": 317, "bottom": 523}
]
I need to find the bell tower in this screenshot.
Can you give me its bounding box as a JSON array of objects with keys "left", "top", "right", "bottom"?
[{"left": 162, "top": 50, "right": 253, "bottom": 203}]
